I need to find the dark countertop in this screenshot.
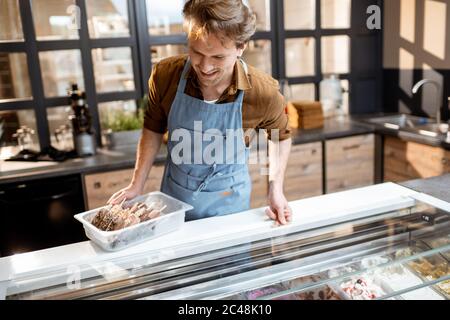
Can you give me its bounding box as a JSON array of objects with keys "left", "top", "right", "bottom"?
[
  {"left": 0, "top": 146, "right": 168, "bottom": 184},
  {"left": 0, "top": 114, "right": 448, "bottom": 185},
  {"left": 400, "top": 174, "right": 450, "bottom": 203},
  {"left": 291, "top": 116, "right": 374, "bottom": 144},
  {"left": 0, "top": 117, "right": 374, "bottom": 184}
]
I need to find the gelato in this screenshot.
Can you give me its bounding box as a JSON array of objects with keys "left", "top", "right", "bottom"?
[
  {"left": 230, "top": 284, "right": 291, "bottom": 300},
  {"left": 408, "top": 256, "right": 450, "bottom": 296},
  {"left": 286, "top": 274, "right": 342, "bottom": 300},
  {"left": 340, "top": 277, "right": 385, "bottom": 300},
  {"left": 375, "top": 264, "right": 444, "bottom": 300},
  {"left": 423, "top": 236, "right": 450, "bottom": 260},
  {"left": 294, "top": 285, "right": 342, "bottom": 300}
]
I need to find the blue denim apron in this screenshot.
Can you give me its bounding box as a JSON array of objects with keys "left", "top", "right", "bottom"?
[{"left": 161, "top": 59, "right": 251, "bottom": 221}]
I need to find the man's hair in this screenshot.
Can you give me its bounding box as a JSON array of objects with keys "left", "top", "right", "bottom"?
[{"left": 183, "top": 0, "right": 256, "bottom": 48}]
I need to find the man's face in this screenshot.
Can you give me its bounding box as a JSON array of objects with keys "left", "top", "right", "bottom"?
[{"left": 188, "top": 32, "right": 244, "bottom": 88}]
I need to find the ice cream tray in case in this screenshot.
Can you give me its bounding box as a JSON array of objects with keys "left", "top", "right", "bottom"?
[{"left": 74, "top": 192, "right": 193, "bottom": 251}]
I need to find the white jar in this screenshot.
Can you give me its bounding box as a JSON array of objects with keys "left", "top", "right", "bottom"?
[{"left": 320, "top": 74, "right": 343, "bottom": 117}]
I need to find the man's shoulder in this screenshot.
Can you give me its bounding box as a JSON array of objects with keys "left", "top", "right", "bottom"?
[
  {"left": 246, "top": 64, "right": 280, "bottom": 93},
  {"left": 246, "top": 64, "right": 281, "bottom": 103}
]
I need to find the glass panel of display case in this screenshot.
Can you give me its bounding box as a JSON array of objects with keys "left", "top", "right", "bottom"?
[
  {"left": 0, "top": 109, "right": 39, "bottom": 154},
  {"left": 151, "top": 44, "right": 188, "bottom": 65},
  {"left": 92, "top": 47, "right": 135, "bottom": 93},
  {"left": 321, "top": 35, "right": 350, "bottom": 74},
  {"left": 5, "top": 198, "right": 450, "bottom": 300},
  {"left": 46, "top": 106, "right": 74, "bottom": 151},
  {"left": 242, "top": 40, "right": 271, "bottom": 76},
  {"left": 32, "top": 0, "right": 79, "bottom": 40},
  {"left": 86, "top": 0, "right": 130, "bottom": 38},
  {"left": 284, "top": 0, "right": 315, "bottom": 30},
  {"left": 39, "top": 50, "right": 84, "bottom": 97},
  {"left": 98, "top": 100, "right": 139, "bottom": 132},
  {"left": 291, "top": 83, "right": 316, "bottom": 101},
  {"left": 285, "top": 38, "right": 315, "bottom": 77},
  {"left": 369, "top": 255, "right": 449, "bottom": 300},
  {"left": 0, "top": 53, "right": 32, "bottom": 100},
  {"left": 321, "top": 0, "right": 351, "bottom": 29},
  {"left": 146, "top": 0, "right": 184, "bottom": 36},
  {"left": 0, "top": 0, "right": 24, "bottom": 42},
  {"left": 247, "top": 0, "right": 271, "bottom": 31}
]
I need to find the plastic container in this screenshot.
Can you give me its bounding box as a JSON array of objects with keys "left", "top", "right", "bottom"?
[
  {"left": 74, "top": 192, "right": 193, "bottom": 251},
  {"left": 319, "top": 74, "right": 343, "bottom": 117}
]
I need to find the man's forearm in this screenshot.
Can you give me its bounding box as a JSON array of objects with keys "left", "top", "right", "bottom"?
[
  {"left": 268, "top": 138, "right": 292, "bottom": 191},
  {"left": 131, "top": 128, "right": 164, "bottom": 190}
]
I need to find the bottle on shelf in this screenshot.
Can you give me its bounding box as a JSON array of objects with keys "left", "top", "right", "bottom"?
[
  {"left": 67, "top": 84, "right": 97, "bottom": 157},
  {"left": 320, "top": 74, "right": 344, "bottom": 118}
]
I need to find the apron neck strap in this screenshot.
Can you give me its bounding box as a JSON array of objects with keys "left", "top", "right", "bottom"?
[{"left": 176, "top": 58, "right": 192, "bottom": 94}]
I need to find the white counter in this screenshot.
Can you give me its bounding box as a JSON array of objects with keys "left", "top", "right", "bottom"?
[{"left": 1, "top": 182, "right": 447, "bottom": 298}]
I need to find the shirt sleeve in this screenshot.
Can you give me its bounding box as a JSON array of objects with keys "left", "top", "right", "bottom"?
[
  {"left": 143, "top": 63, "right": 168, "bottom": 134},
  {"left": 260, "top": 90, "right": 292, "bottom": 141}
]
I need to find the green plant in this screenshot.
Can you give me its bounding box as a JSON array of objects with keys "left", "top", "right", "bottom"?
[{"left": 101, "top": 103, "right": 145, "bottom": 132}]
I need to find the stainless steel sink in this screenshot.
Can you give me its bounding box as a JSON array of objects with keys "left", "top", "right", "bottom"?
[
  {"left": 366, "top": 114, "right": 433, "bottom": 129},
  {"left": 364, "top": 114, "right": 449, "bottom": 139},
  {"left": 414, "top": 123, "right": 449, "bottom": 137}
]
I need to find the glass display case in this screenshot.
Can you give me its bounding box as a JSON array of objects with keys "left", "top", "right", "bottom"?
[{"left": 3, "top": 197, "right": 450, "bottom": 300}]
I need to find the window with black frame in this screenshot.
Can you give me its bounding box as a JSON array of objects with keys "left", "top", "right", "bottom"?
[
  {"left": 0, "top": 0, "right": 381, "bottom": 155},
  {"left": 280, "top": 0, "right": 351, "bottom": 114},
  {"left": 142, "top": 0, "right": 276, "bottom": 79}
]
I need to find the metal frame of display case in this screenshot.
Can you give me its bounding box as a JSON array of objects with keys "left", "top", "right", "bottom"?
[
  {"left": 3, "top": 193, "right": 450, "bottom": 300},
  {"left": 0, "top": 0, "right": 383, "bottom": 150}
]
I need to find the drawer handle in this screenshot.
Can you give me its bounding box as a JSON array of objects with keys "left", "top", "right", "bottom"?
[
  {"left": 343, "top": 144, "right": 361, "bottom": 151},
  {"left": 94, "top": 182, "right": 101, "bottom": 189},
  {"left": 442, "top": 158, "right": 449, "bottom": 165}
]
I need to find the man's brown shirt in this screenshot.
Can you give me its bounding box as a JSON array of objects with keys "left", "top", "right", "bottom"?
[{"left": 144, "top": 55, "right": 291, "bottom": 141}]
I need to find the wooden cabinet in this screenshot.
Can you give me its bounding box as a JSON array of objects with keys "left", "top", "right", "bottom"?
[
  {"left": 284, "top": 142, "right": 323, "bottom": 201},
  {"left": 384, "top": 136, "right": 450, "bottom": 182},
  {"left": 326, "top": 134, "right": 375, "bottom": 193},
  {"left": 81, "top": 134, "right": 378, "bottom": 210},
  {"left": 83, "top": 165, "right": 165, "bottom": 210},
  {"left": 248, "top": 142, "right": 323, "bottom": 207}
]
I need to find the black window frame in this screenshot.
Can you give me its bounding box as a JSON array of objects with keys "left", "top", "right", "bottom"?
[{"left": 0, "top": 0, "right": 382, "bottom": 151}]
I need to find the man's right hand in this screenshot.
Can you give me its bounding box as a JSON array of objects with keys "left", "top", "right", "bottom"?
[{"left": 107, "top": 184, "right": 143, "bottom": 205}]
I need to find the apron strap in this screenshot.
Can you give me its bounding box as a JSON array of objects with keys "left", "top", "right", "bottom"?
[{"left": 176, "top": 58, "right": 192, "bottom": 94}]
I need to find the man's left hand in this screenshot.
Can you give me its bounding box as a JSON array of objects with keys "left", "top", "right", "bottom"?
[{"left": 265, "top": 186, "right": 292, "bottom": 225}]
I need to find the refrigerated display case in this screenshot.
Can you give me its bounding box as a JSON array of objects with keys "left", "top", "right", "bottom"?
[{"left": 1, "top": 183, "right": 450, "bottom": 300}]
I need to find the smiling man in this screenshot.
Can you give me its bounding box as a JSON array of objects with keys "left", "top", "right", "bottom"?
[{"left": 109, "top": 0, "right": 292, "bottom": 224}]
